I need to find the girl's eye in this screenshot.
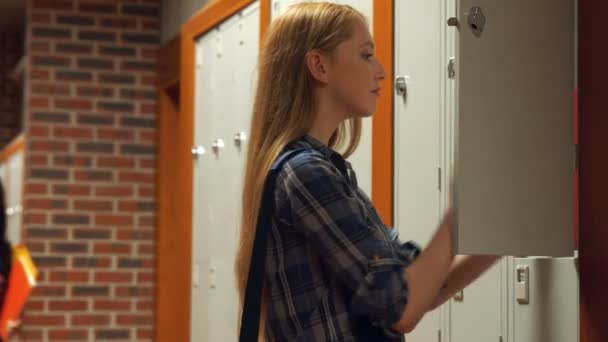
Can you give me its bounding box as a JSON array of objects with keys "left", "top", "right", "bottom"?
[{"left": 363, "top": 53, "right": 374, "bottom": 60}]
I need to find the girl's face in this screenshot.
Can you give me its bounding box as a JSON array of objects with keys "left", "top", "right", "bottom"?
[{"left": 327, "top": 20, "right": 386, "bottom": 118}]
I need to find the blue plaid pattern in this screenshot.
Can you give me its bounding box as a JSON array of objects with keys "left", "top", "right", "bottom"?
[{"left": 264, "top": 136, "right": 421, "bottom": 341}]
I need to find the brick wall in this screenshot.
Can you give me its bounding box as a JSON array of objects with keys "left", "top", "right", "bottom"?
[
  {"left": 0, "top": 28, "right": 24, "bottom": 149},
  {"left": 21, "top": 0, "right": 160, "bottom": 341}
]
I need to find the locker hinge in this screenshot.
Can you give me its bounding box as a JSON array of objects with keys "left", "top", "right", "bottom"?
[
  {"left": 438, "top": 167, "right": 442, "bottom": 191},
  {"left": 438, "top": 330, "right": 442, "bottom": 342}
]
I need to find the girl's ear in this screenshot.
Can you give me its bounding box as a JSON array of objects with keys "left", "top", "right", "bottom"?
[{"left": 305, "top": 50, "right": 330, "bottom": 84}]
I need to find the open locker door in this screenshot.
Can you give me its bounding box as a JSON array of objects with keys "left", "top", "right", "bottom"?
[{"left": 454, "top": 0, "right": 575, "bottom": 256}]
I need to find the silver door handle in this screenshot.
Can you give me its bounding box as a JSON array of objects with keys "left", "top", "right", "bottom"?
[
  {"left": 192, "top": 145, "right": 206, "bottom": 159},
  {"left": 212, "top": 139, "right": 225, "bottom": 152},
  {"left": 234, "top": 132, "right": 247, "bottom": 147}
]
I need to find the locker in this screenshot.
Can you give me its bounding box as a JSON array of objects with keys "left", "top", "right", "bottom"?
[
  {"left": 453, "top": 0, "right": 575, "bottom": 257},
  {"left": 510, "top": 257, "right": 579, "bottom": 342},
  {"left": 191, "top": 2, "right": 261, "bottom": 341}
]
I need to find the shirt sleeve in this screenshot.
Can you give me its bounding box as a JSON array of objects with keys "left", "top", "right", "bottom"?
[{"left": 276, "top": 151, "right": 416, "bottom": 330}]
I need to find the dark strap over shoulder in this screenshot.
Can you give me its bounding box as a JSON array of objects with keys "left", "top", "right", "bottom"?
[{"left": 239, "top": 148, "right": 306, "bottom": 341}]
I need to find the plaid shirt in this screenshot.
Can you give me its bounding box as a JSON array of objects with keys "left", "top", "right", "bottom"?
[{"left": 265, "top": 135, "right": 421, "bottom": 341}]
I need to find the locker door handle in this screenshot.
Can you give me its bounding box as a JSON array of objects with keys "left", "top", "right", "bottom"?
[
  {"left": 234, "top": 132, "right": 247, "bottom": 147},
  {"left": 192, "top": 145, "right": 206, "bottom": 159},
  {"left": 212, "top": 139, "right": 225, "bottom": 153}
]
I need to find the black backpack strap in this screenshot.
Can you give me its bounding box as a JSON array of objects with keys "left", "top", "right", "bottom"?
[{"left": 239, "top": 149, "right": 306, "bottom": 341}]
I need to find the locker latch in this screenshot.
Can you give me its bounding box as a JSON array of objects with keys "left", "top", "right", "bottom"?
[
  {"left": 448, "top": 58, "right": 456, "bottom": 79},
  {"left": 395, "top": 76, "right": 407, "bottom": 97}
]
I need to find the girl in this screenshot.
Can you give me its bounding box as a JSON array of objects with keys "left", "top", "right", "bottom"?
[{"left": 236, "top": 3, "right": 499, "bottom": 341}]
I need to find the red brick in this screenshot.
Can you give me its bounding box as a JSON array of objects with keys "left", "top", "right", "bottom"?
[
  {"left": 48, "top": 329, "right": 89, "bottom": 340},
  {"left": 97, "top": 156, "right": 135, "bottom": 168},
  {"left": 74, "top": 200, "right": 113, "bottom": 211},
  {"left": 26, "top": 198, "right": 68, "bottom": 210},
  {"left": 138, "top": 243, "right": 155, "bottom": 254},
  {"left": 94, "top": 300, "right": 131, "bottom": 311},
  {"left": 31, "top": 83, "right": 71, "bottom": 96},
  {"left": 94, "top": 243, "right": 131, "bottom": 254},
  {"left": 28, "top": 154, "right": 49, "bottom": 166},
  {"left": 139, "top": 103, "right": 158, "bottom": 114},
  {"left": 49, "top": 300, "right": 88, "bottom": 311},
  {"left": 95, "top": 185, "right": 133, "bottom": 197},
  {"left": 141, "top": 48, "right": 158, "bottom": 60},
  {"left": 119, "top": 171, "right": 155, "bottom": 184},
  {"left": 118, "top": 201, "right": 139, "bottom": 212},
  {"left": 139, "top": 158, "right": 156, "bottom": 169},
  {"left": 30, "top": 140, "right": 69, "bottom": 152},
  {"left": 53, "top": 127, "right": 93, "bottom": 139},
  {"left": 55, "top": 98, "right": 93, "bottom": 111},
  {"left": 117, "top": 229, "right": 154, "bottom": 240},
  {"left": 31, "top": 68, "right": 50, "bottom": 81},
  {"left": 94, "top": 271, "right": 133, "bottom": 283},
  {"left": 98, "top": 128, "right": 135, "bottom": 141},
  {"left": 139, "top": 130, "right": 157, "bottom": 142},
  {"left": 27, "top": 242, "right": 46, "bottom": 253},
  {"left": 25, "top": 213, "right": 48, "bottom": 225},
  {"left": 75, "top": 170, "right": 114, "bottom": 182},
  {"left": 138, "top": 187, "right": 155, "bottom": 198},
  {"left": 53, "top": 184, "right": 91, "bottom": 196},
  {"left": 53, "top": 155, "right": 92, "bottom": 167},
  {"left": 32, "top": 0, "right": 73, "bottom": 10},
  {"left": 138, "top": 216, "right": 156, "bottom": 227},
  {"left": 99, "top": 17, "right": 137, "bottom": 29},
  {"left": 25, "top": 183, "right": 49, "bottom": 195},
  {"left": 137, "top": 328, "right": 155, "bottom": 339},
  {"left": 29, "top": 125, "right": 50, "bottom": 137},
  {"left": 23, "top": 314, "right": 65, "bottom": 326},
  {"left": 30, "top": 97, "right": 50, "bottom": 109},
  {"left": 72, "top": 315, "right": 110, "bottom": 326},
  {"left": 116, "top": 286, "right": 154, "bottom": 297},
  {"left": 141, "top": 75, "right": 157, "bottom": 86},
  {"left": 49, "top": 271, "right": 90, "bottom": 282},
  {"left": 95, "top": 214, "right": 133, "bottom": 226},
  {"left": 31, "top": 12, "right": 52, "bottom": 24},
  {"left": 137, "top": 272, "right": 155, "bottom": 283},
  {"left": 30, "top": 41, "right": 52, "bottom": 53},
  {"left": 26, "top": 300, "right": 45, "bottom": 311},
  {"left": 141, "top": 19, "right": 159, "bottom": 30},
  {"left": 117, "top": 314, "right": 153, "bottom": 326},
  {"left": 22, "top": 330, "right": 44, "bottom": 340}
]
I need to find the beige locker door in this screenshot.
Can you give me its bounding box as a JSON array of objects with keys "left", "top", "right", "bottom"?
[
  {"left": 192, "top": 27, "right": 220, "bottom": 342},
  {"left": 511, "top": 257, "right": 579, "bottom": 342},
  {"left": 450, "top": 258, "right": 507, "bottom": 342},
  {"left": 454, "top": 0, "right": 575, "bottom": 256},
  {"left": 394, "top": 0, "right": 442, "bottom": 341}
]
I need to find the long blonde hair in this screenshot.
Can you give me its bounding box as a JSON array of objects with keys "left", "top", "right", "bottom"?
[{"left": 235, "top": 1, "right": 367, "bottom": 337}]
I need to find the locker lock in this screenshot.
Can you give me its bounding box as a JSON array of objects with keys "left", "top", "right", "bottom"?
[{"left": 467, "top": 6, "right": 485, "bottom": 35}]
